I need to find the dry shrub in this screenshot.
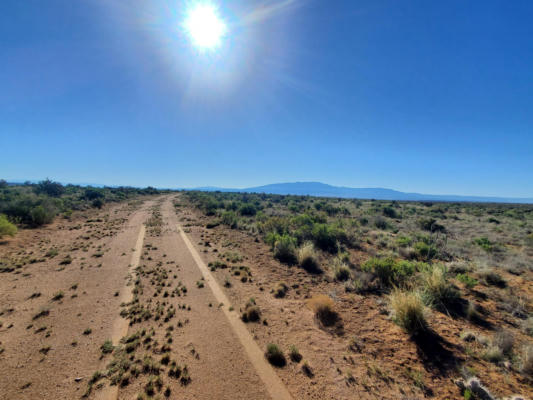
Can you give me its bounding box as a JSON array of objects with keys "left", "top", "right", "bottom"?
[
  {"left": 306, "top": 295, "right": 338, "bottom": 327},
  {"left": 333, "top": 261, "right": 351, "bottom": 281},
  {"left": 521, "top": 345, "right": 533, "bottom": 376},
  {"left": 420, "top": 265, "right": 460, "bottom": 311},
  {"left": 493, "top": 329, "right": 514, "bottom": 355},
  {"left": 389, "top": 289, "right": 427, "bottom": 334},
  {"left": 273, "top": 282, "right": 288, "bottom": 298},
  {"left": 297, "top": 242, "right": 321, "bottom": 273},
  {"left": 241, "top": 300, "right": 261, "bottom": 323}
]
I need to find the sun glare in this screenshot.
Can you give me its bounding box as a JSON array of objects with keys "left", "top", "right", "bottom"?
[{"left": 183, "top": 4, "right": 227, "bottom": 50}]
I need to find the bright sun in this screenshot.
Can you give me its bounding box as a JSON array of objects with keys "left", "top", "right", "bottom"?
[{"left": 184, "top": 4, "right": 227, "bottom": 50}]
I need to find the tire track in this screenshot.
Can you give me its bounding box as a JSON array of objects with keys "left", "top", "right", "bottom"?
[
  {"left": 96, "top": 224, "right": 145, "bottom": 400},
  {"left": 176, "top": 223, "right": 294, "bottom": 400}
]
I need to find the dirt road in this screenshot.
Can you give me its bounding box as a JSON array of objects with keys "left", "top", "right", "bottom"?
[{"left": 0, "top": 195, "right": 294, "bottom": 399}]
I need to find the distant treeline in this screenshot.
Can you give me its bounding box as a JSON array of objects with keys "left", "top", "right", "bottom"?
[{"left": 0, "top": 179, "right": 162, "bottom": 228}]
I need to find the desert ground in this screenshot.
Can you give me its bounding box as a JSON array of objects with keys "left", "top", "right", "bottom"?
[{"left": 1, "top": 192, "right": 532, "bottom": 399}]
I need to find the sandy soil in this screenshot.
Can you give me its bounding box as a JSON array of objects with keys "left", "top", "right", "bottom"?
[{"left": 0, "top": 198, "right": 155, "bottom": 399}]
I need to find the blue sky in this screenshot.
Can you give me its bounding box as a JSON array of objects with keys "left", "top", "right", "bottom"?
[{"left": 1, "top": 0, "right": 532, "bottom": 196}]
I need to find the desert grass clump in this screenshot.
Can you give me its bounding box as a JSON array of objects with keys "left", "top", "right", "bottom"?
[
  {"left": 289, "top": 345, "right": 302, "bottom": 362},
  {"left": 521, "top": 345, "right": 533, "bottom": 376},
  {"left": 51, "top": 291, "right": 64, "bottom": 301},
  {"left": 241, "top": 300, "right": 261, "bottom": 323},
  {"left": 389, "top": 289, "right": 427, "bottom": 334},
  {"left": 101, "top": 340, "right": 114, "bottom": 354},
  {"left": 482, "top": 346, "right": 504, "bottom": 363},
  {"left": 493, "top": 329, "right": 514, "bottom": 356},
  {"left": 273, "top": 282, "right": 289, "bottom": 298},
  {"left": 333, "top": 261, "right": 351, "bottom": 281},
  {"left": 297, "top": 242, "right": 321, "bottom": 273},
  {"left": 306, "top": 295, "right": 338, "bottom": 327},
  {"left": 478, "top": 269, "right": 506, "bottom": 288},
  {"left": 522, "top": 317, "right": 533, "bottom": 336},
  {"left": 420, "top": 265, "right": 460, "bottom": 311},
  {"left": 265, "top": 343, "right": 286, "bottom": 367}
]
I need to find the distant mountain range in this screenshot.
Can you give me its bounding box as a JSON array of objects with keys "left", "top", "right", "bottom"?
[{"left": 192, "top": 182, "right": 533, "bottom": 204}]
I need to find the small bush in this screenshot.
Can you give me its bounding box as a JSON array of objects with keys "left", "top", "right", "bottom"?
[
  {"left": 420, "top": 265, "right": 460, "bottom": 311},
  {"left": 273, "top": 282, "right": 288, "bottom": 298},
  {"left": 0, "top": 214, "right": 17, "bottom": 238},
  {"left": 473, "top": 237, "right": 494, "bottom": 252},
  {"left": 265, "top": 344, "right": 286, "bottom": 367},
  {"left": 51, "top": 291, "right": 64, "bottom": 301},
  {"left": 333, "top": 262, "right": 351, "bottom": 281},
  {"left": 413, "top": 241, "right": 437, "bottom": 261},
  {"left": 456, "top": 273, "right": 478, "bottom": 289},
  {"left": 311, "top": 224, "right": 340, "bottom": 253},
  {"left": 479, "top": 269, "right": 506, "bottom": 288},
  {"left": 241, "top": 302, "right": 261, "bottom": 323},
  {"left": 101, "top": 340, "right": 114, "bottom": 354},
  {"left": 389, "top": 289, "right": 427, "bottom": 334},
  {"left": 289, "top": 345, "right": 302, "bottom": 362},
  {"left": 493, "top": 329, "right": 514, "bottom": 355},
  {"left": 239, "top": 203, "right": 257, "bottom": 216},
  {"left": 522, "top": 317, "right": 533, "bottom": 336},
  {"left": 272, "top": 234, "right": 297, "bottom": 264},
  {"left": 92, "top": 198, "right": 104, "bottom": 209},
  {"left": 30, "top": 205, "right": 56, "bottom": 226},
  {"left": 297, "top": 242, "right": 320, "bottom": 273},
  {"left": 521, "top": 345, "right": 533, "bottom": 376},
  {"left": 361, "top": 257, "right": 417, "bottom": 288},
  {"left": 483, "top": 346, "right": 503, "bottom": 363},
  {"left": 418, "top": 217, "right": 445, "bottom": 233},
  {"left": 220, "top": 211, "right": 238, "bottom": 229},
  {"left": 307, "top": 295, "right": 338, "bottom": 327}
]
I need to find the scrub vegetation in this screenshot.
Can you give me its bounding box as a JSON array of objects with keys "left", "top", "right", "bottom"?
[
  {"left": 0, "top": 179, "right": 160, "bottom": 230},
  {"left": 183, "top": 190, "right": 533, "bottom": 399}
]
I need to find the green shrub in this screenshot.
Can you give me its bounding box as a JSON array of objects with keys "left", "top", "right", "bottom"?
[
  {"left": 413, "top": 241, "right": 437, "bottom": 261},
  {"left": 271, "top": 234, "right": 297, "bottom": 264},
  {"left": 383, "top": 206, "right": 398, "bottom": 218},
  {"left": 473, "top": 237, "right": 494, "bottom": 252},
  {"left": 456, "top": 273, "right": 478, "bottom": 289},
  {"left": 0, "top": 214, "right": 17, "bottom": 238},
  {"left": 361, "top": 257, "right": 417, "bottom": 288},
  {"left": 289, "top": 345, "right": 302, "bottom": 362},
  {"left": 417, "top": 217, "right": 445, "bottom": 233},
  {"left": 311, "top": 224, "right": 340, "bottom": 253},
  {"left": 265, "top": 344, "right": 286, "bottom": 367},
  {"left": 220, "top": 211, "right": 238, "bottom": 228},
  {"left": 34, "top": 179, "right": 65, "bottom": 197},
  {"left": 92, "top": 198, "right": 104, "bottom": 209},
  {"left": 239, "top": 203, "right": 257, "bottom": 216},
  {"left": 396, "top": 235, "right": 412, "bottom": 247},
  {"left": 30, "top": 205, "right": 56, "bottom": 226}
]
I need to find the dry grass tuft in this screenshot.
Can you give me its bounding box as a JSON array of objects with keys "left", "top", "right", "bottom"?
[
  {"left": 389, "top": 289, "right": 427, "bottom": 334},
  {"left": 307, "top": 295, "right": 338, "bottom": 327},
  {"left": 297, "top": 242, "right": 321, "bottom": 273}
]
